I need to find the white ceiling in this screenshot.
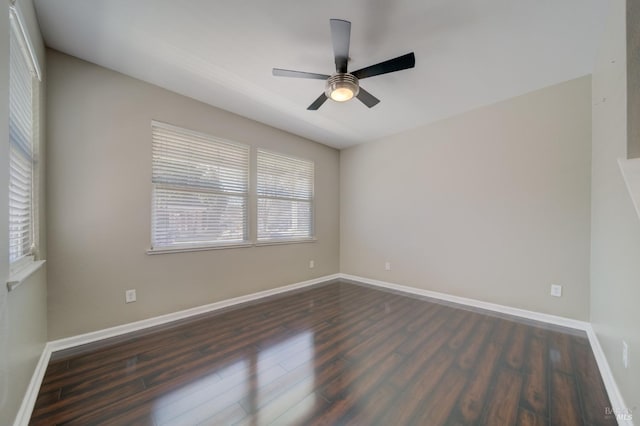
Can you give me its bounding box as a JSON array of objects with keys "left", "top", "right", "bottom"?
[{"left": 34, "top": 0, "right": 608, "bottom": 149}]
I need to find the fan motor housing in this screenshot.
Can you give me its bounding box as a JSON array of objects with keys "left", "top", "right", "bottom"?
[{"left": 325, "top": 73, "right": 359, "bottom": 102}]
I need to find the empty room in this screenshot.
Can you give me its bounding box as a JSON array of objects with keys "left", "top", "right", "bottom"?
[{"left": 2, "top": 0, "right": 639, "bottom": 425}]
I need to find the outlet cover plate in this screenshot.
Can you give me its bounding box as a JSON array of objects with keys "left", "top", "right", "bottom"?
[
  {"left": 125, "top": 289, "right": 137, "bottom": 303},
  {"left": 550, "top": 284, "right": 562, "bottom": 297}
]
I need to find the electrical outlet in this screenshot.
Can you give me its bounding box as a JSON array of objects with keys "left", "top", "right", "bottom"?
[
  {"left": 623, "top": 341, "right": 629, "bottom": 369},
  {"left": 125, "top": 289, "right": 137, "bottom": 303},
  {"left": 309, "top": 260, "right": 315, "bottom": 269},
  {"left": 550, "top": 284, "right": 562, "bottom": 297},
  {"left": 385, "top": 261, "right": 391, "bottom": 271}
]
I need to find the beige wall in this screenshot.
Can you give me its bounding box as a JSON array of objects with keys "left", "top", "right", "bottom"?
[
  {"left": 341, "top": 76, "right": 592, "bottom": 320},
  {"left": 628, "top": 0, "right": 640, "bottom": 158},
  {"left": 0, "top": 0, "right": 48, "bottom": 424},
  {"left": 46, "top": 50, "right": 340, "bottom": 339},
  {"left": 591, "top": 0, "right": 640, "bottom": 411}
]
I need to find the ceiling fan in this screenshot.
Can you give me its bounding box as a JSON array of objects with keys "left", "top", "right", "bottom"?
[{"left": 273, "top": 19, "right": 416, "bottom": 110}]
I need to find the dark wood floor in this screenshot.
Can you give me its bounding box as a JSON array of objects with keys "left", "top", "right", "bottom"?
[{"left": 31, "top": 280, "right": 616, "bottom": 425}]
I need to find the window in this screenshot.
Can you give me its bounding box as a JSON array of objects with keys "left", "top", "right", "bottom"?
[
  {"left": 9, "top": 6, "right": 41, "bottom": 271},
  {"left": 257, "top": 149, "right": 314, "bottom": 242},
  {"left": 150, "top": 124, "right": 315, "bottom": 252},
  {"left": 151, "top": 122, "right": 250, "bottom": 251}
]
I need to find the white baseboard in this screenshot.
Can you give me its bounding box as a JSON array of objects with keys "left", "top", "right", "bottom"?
[
  {"left": 339, "top": 273, "right": 590, "bottom": 330},
  {"left": 13, "top": 342, "right": 53, "bottom": 426},
  {"left": 586, "top": 325, "right": 634, "bottom": 426},
  {"left": 15, "top": 272, "right": 632, "bottom": 426},
  {"left": 48, "top": 274, "right": 341, "bottom": 352},
  {"left": 339, "top": 273, "right": 633, "bottom": 426},
  {"left": 13, "top": 273, "right": 340, "bottom": 426}
]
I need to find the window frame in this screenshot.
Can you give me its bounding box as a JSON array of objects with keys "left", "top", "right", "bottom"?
[
  {"left": 8, "top": 4, "right": 42, "bottom": 279},
  {"left": 149, "top": 121, "right": 251, "bottom": 253}
]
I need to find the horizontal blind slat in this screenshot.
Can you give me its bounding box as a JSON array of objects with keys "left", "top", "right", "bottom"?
[{"left": 256, "top": 149, "right": 314, "bottom": 241}]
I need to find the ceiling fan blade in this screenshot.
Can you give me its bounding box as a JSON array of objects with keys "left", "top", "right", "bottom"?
[
  {"left": 352, "top": 52, "right": 415, "bottom": 80},
  {"left": 273, "top": 68, "right": 330, "bottom": 80},
  {"left": 356, "top": 87, "right": 380, "bottom": 108},
  {"left": 307, "top": 93, "right": 328, "bottom": 110},
  {"left": 330, "top": 19, "right": 351, "bottom": 73}
]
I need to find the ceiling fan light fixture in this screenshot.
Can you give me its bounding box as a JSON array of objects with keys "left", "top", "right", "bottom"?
[{"left": 325, "top": 73, "right": 359, "bottom": 102}]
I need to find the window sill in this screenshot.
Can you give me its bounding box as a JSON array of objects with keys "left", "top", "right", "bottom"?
[
  {"left": 147, "top": 238, "right": 317, "bottom": 254},
  {"left": 147, "top": 242, "right": 253, "bottom": 255},
  {"left": 7, "top": 260, "right": 46, "bottom": 292}
]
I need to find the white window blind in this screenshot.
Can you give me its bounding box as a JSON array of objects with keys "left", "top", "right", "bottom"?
[
  {"left": 151, "top": 122, "right": 250, "bottom": 250},
  {"left": 257, "top": 149, "right": 314, "bottom": 241},
  {"left": 9, "top": 7, "right": 40, "bottom": 267}
]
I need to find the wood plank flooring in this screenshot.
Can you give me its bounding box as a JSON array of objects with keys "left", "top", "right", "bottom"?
[{"left": 31, "top": 281, "right": 617, "bottom": 425}]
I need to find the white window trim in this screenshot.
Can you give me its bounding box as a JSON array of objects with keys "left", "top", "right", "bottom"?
[
  {"left": 147, "top": 243, "right": 254, "bottom": 255},
  {"left": 9, "top": 5, "right": 41, "bottom": 81},
  {"left": 7, "top": 259, "right": 46, "bottom": 292},
  {"left": 7, "top": 5, "right": 42, "bottom": 290},
  {"left": 147, "top": 238, "right": 317, "bottom": 255}
]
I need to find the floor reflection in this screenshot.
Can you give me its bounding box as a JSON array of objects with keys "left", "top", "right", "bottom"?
[{"left": 151, "top": 331, "right": 315, "bottom": 425}]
